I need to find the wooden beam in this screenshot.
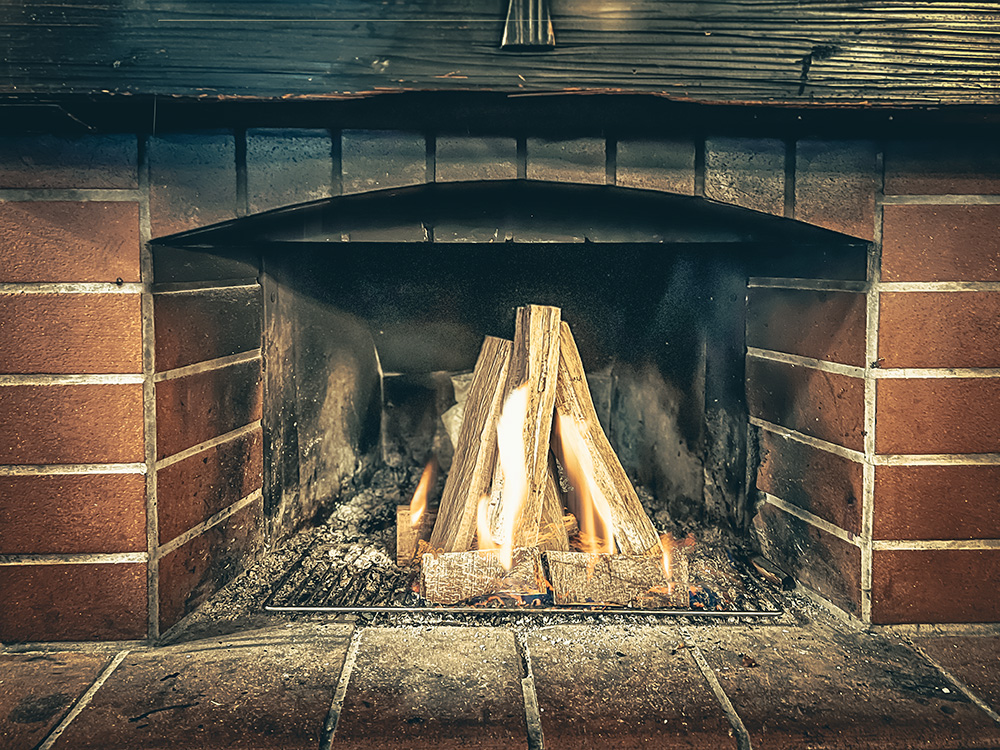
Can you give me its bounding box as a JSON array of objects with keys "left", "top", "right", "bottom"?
[{"left": 429, "top": 336, "right": 512, "bottom": 553}]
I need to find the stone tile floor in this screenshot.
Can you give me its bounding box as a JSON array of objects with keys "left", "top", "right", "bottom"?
[{"left": 2, "top": 600, "right": 999, "bottom": 749}]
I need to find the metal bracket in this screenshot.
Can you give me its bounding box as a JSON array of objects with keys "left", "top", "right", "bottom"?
[{"left": 501, "top": 0, "right": 555, "bottom": 50}]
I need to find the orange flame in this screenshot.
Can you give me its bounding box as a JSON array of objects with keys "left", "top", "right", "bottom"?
[
  {"left": 409, "top": 459, "right": 438, "bottom": 528},
  {"left": 554, "top": 413, "right": 616, "bottom": 555},
  {"left": 476, "top": 495, "right": 499, "bottom": 552},
  {"left": 495, "top": 384, "right": 531, "bottom": 570}
]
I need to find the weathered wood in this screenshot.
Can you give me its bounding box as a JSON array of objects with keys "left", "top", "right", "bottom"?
[
  {"left": 553, "top": 321, "right": 662, "bottom": 557},
  {"left": 497, "top": 305, "right": 562, "bottom": 550},
  {"left": 429, "top": 336, "right": 512, "bottom": 553},
  {"left": 546, "top": 551, "right": 689, "bottom": 609},
  {"left": 538, "top": 454, "right": 570, "bottom": 552},
  {"left": 421, "top": 547, "right": 543, "bottom": 605},
  {"left": 395, "top": 506, "right": 435, "bottom": 567},
  {"left": 2, "top": 1, "right": 998, "bottom": 105}
]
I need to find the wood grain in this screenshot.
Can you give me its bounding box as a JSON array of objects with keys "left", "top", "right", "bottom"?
[
  {"left": 1, "top": 2, "right": 997, "bottom": 104},
  {"left": 429, "top": 336, "right": 512, "bottom": 553},
  {"left": 554, "top": 321, "right": 662, "bottom": 557},
  {"left": 546, "top": 551, "right": 688, "bottom": 608}
]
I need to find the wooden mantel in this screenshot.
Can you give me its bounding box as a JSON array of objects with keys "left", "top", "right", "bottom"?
[{"left": 1, "top": 1, "right": 998, "bottom": 106}]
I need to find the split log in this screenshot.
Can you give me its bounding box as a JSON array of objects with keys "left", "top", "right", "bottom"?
[
  {"left": 553, "top": 321, "right": 662, "bottom": 557},
  {"left": 429, "top": 336, "right": 512, "bottom": 553},
  {"left": 395, "top": 507, "right": 435, "bottom": 567},
  {"left": 546, "top": 550, "right": 689, "bottom": 609},
  {"left": 539, "top": 454, "right": 570, "bottom": 551},
  {"left": 496, "top": 304, "right": 562, "bottom": 549},
  {"left": 421, "top": 548, "right": 544, "bottom": 605}
]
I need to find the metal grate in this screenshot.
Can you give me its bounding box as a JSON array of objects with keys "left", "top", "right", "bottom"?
[{"left": 263, "top": 538, "right": 785, "bottom": 618}]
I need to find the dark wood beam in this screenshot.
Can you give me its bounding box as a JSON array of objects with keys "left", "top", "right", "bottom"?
[{"left": 1, "top": 1, "right": 998, "bottom": 106}]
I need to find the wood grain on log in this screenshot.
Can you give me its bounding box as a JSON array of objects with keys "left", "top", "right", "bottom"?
[
  {"left": 547, "top": 550, "right": 688, "bottom": 609},
  {"left": 396, "top": 506, "right": 435, "bottom": 566},
  {"left": 538, "top": 453, "right": 570, "bottom": 551},
  {"left": 429, "top": 336, "right": 512, "bottom": 553},
  {"left": 554, "top": 321, "right": 662, "bottom": 557},
  {"left": 421, "top": 547, "right": 544, "bottom": 605}
]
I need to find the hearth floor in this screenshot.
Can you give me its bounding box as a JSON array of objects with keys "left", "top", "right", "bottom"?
[{"left": 3, "top": 600, "right": 1000, "bottom": 750}]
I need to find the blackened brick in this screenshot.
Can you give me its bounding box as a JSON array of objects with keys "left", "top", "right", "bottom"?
[
  {"left": 795, "top": 139, "right": 877, "bottom": 240},
  {"left": 149, "top": 133, "right": 237, "bottom": 237},
  {"left": 885, "top": 139, "right": 1000, "bottom": 195},
  {"left": 0, "top": 135, "right": 137, "bottom": 189},
  {"left": 246, "top": 129, "right": 334, "bottom": 213},
  {"left": 616, "top": 138, "right": 695, "bottom": 195},
  {"left": 341, "top": 130, "right": 426, "bottom": 194},
  {"left": 435, "top": 136, "right": 517, "bottom": 182},
  {"left": 705, "top": 137, "right": 785, "bottom": 216},
  {"left": 526, "top": 137, "right": 604, "bottom": 184}
]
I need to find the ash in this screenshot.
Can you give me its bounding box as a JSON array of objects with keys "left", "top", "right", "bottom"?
[{"left": 163, "top": 464, "right": 782, "bottom": 644}]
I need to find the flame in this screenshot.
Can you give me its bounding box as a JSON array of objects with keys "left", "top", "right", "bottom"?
[
  {"left": 476, "top": 495, "right": 499, "bottom": 552},
  {"left": 409, "top": 459, "right": 438, "bottom": 528},
  {"left": 494, "top": 384, "right": 531, "bottom": 570},
  {"left": 554, "top": 413, "right": 616, "bottom": 555}
]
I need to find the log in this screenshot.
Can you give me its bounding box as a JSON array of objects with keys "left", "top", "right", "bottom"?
[
  {"left": 421, "top": 547, "right": 544, "bottom": 605},
  {"left": 539, "top": 454, "right": 570, "bottom": 551},
  {"left": 395, "top": 507, "right": 435, "bottom": 567},
  {"left": 553, "top": 321, "right": 662, "bottom": 557},
  {"left": 429, "top": 336, "right": 512, "bottom": 553},
  {"left": 546, "top": 550, "right": 689, "bottom": 609},
  {"left": 497, "top": 305, "right": 562, "bottom": 549}
]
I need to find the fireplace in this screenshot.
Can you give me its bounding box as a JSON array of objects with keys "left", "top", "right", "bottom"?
[{"left": 2, "top": 121, "right": 999, "bottom": 643}]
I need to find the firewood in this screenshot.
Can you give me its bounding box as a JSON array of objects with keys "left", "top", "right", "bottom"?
[
  {"left": 553, "top": 321, "right": 662, "bottom": 557},
  {"left": 497, "top": 305, "right": 562, "bottom": 548},
  {"left": 395, "top": 507, "right": 435, "bottom": 567},
  {"left": 538, "top": 454, "right": 570, "bottom": 551},
  {"left": 546, "top": 550, "right": 689, "bottom": 608},
  {"left": 429, "top": 336, "right": 512, "bottom": 553},
  {"left": 421, "top": 547, "right": 544, "bottom": 605}
]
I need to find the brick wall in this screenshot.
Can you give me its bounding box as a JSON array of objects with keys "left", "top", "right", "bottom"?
[{"left": 1, "top": 126, "right": 997, "bottom": 640}]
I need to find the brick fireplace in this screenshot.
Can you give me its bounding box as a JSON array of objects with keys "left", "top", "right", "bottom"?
[{"left": 2, "top": 123, "right": 999, "bottom": 643}]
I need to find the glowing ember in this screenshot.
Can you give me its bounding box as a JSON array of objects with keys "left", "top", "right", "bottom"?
[
  {"left": 409, "top": 459, "right": 438, "bottom": 528},
  {"left": 554, "top": 413, "right": 616, "bottom": 555},
  {"left": 494, "top": 384, "right": 531, "bottom": 570}
]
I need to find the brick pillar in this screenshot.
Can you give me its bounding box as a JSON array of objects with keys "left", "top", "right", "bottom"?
[
  {"left": 870, "top": 141, "right": 1000, "bottom": 625},
  {"left": 0, "top": 136, "right": 148, "bottom": 641}
]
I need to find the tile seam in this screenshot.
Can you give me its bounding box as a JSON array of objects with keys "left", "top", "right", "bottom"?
[
  {"left": 0, "top": 282, "right": 143, "bottom": 294},
  {"left": 0, "top": 552, "right": 148, "bottom": 566},
  {"left": 515, "top": 630, "right": 545, "bottom": 750},
  {"left": 872, "top": 539, "right": 1000, "bottom": 551},
  {"left": 154, "top": 420, "right": 262, "bottom": 470},
  {"left": 153, "top": 350, "right": 261, "bottom": 383},
  {"left": 0, "top": 463, "right": 147, "bottom": 475},
  {"left": 0, "top": 374, "right": 144, "bottom": 386},
  {"left": 154, "top": 489, "right": 261, "bottom": 559},
  {"left": 319, "top": 626, "right": 364, "bottom": 750},
  {"left": 763, "top": 493, "right": 862, "bottom": 547},
  {"left": 747, "top": 347, "right": 865, "bottom": 377},
  {"left": 748, "top": 277, "right": 868, "bottom": 292},
  {"left": 909, "top": 643, "right": 1000, "bottom": 725},
  {"left": 881, "top": 194, "right": 1000, "bottom": 205},
  {"left": 0, "top": 189, "right": 143, "bottom": 201},
  {"left": 680, "top": 627, "right": 752, "bottom": 750},
  {"left": 749, "top": 417, "right": 865, "bottom": 462},
  {"left": 878, "top": 281, "right": 1000, "bottom": 292},
  {"left": 152, "top": 280, "right": 260, "bottom": 295},
  {"left": 37, "top": 649, "right": 131, "bottom": 750},
  {"left": 875, "top": 453, "right": 1000, "bottom": 466}
]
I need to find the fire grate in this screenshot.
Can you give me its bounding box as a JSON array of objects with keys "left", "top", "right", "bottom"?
[{"left": 263, "top": 536, "right": 785, "bottom": 619}]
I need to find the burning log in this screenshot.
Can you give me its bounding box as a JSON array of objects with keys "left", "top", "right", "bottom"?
[
  {"left": 421, "top": 548, "right": 545, "bottom": 606},
  {"left": 395, "top": 506, "right": 436, "bottom": 567},
  {"left": 429, "top": 336, "right": 512, "bottom": 553},
  {"left": 553, "top": 321, "right": 661, "bottom": 557},
  {"left": 546, "top": 550, "right": 689, "bottom": 609}
]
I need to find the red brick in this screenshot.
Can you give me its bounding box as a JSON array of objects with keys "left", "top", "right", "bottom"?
[
  {"left": 52, "top": 623, "right": 350, "bottom": 750},
  {"left": 754, "top": 501, "right": 862, "bottom": 615},
  {"left": 0, "top": 474, "right": 145, "bottom": 554},
  {"left": 795, "top": 139, "right": 877, "bottom": 240},
  {"left": 0, "top": 652, "right": 110, "bottom": 750},
  {"left": 332, "top": 627, "right": 527, "bottom": 750},
  {"left": 879, "top": 291, "right": 1000, "bottom": 368},
  {"left": 0, "top": 384, "right": 144, "bottom": 464},
  {"left": 695, "top": 618, "right": 1000, "bottom": 749},
  {"left": 0, "top": 293, "right": 141, "bottom": 374},
  {"left": 913, "top": 636, "right": 1000, "bottom": 714},
  {"left": 0, "top": 202, "right": 140, "bottom": 283},
  {"left": 874, "top": 464, "right": 1000, "bottom": 541},
  {"left": 157, "top": 428, "right": 262, "bottom": 544},
  {"left": 747, "top": 357, "right": 865, "bottom": 451},
  {"left": 155, "top": 359, "right": 262, "bottom": 459},
  {"left": 530, "top": 624, "right": 733, "bottom": 750},
  {"left": 0, "top": 135, "right": 137, "bottom": 189},
  {"left": 882, "top": 204, "right": 1000, "bottom": 282},
  {"left": 149, "top": 134, "right": 237, "bottom": 237},
  {"left": 0, "top": 563, "right": 147, "bottom": 642},
  {"left": 885, "top": 139, "right": 1000, "bottom": 195},
  {"left": 876, "top": 378, "right": 1000, "bottom": 455},
  {"left": 154, "top": 286, "right": 262, "bottom": 372},
  {"left": 872, "top": 549, "right": 1000, "bottom": 624},
  {"left": 157, "top": 498, "right": 263, "bottom": 630},
  {"left": 756, "top": 429, "right": 863, "bottom": 534},
  {"left": 526, "top": 137, "right": 605, "bottom": 185},
  {"left": 705, "top": 137, "right": 785, "bottom": 216},
  {"left": 747, "top": 287, "right": 866, "bottom": 366}
]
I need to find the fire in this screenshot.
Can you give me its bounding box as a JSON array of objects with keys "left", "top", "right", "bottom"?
[
  {"left": 554, "top": 413, "right": 616, "bottom": 555},
  {"left": 409, "top": 458, "right": 438, "bottom": 528},
  {"left": 494, "top": 384, "right": 531, "bottom": 570},
  {"left": 476, "top": 495, "right": 498, "bottom": 552}
]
